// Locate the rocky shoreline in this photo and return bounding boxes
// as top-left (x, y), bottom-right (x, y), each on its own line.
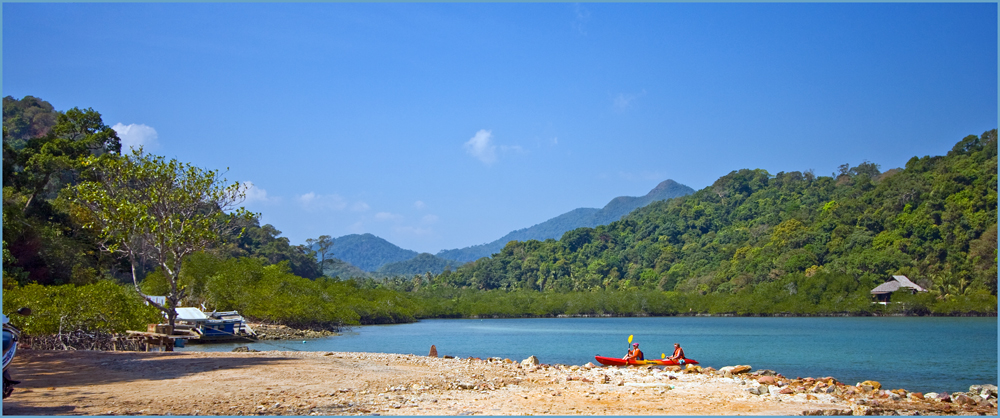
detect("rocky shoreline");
top-left (3, 349), bottom-right (995, 416)
top-left (509, 357), bottom-right (998, 416)
top-left (249, 323), bottom-right (339, 340)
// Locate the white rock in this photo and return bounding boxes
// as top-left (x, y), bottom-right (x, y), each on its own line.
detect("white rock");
top-left (520, 356), bottom-right (539, 367)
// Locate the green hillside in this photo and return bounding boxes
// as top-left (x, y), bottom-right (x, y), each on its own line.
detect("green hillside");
top-left (323, 252), bottom-right (463, 279)
top-left (330, 233), bottom-right (419, 272)
top-left (422, 131), bottom-right (997, 315)
top-left (324, 258), bottom-right (371, 279)
top-left (374, 253), bottom-right (465, 278)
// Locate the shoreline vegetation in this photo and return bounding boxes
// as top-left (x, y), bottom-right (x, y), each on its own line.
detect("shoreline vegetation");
top-left (2, 98), bottom-right (996, 362)
top-left (3, 279), bottom-right (996, 342)
top-left (2, 349), bottom-right (996, 416)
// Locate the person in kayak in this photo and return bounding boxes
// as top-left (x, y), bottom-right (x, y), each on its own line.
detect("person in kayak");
top-left (623, 342), bottom-right (644, 361)
top-left (667, 343), bottom-right (685, 364)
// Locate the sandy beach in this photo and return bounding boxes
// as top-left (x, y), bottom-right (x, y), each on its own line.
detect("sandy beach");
top-left (2, 349), bottom-right (995, 416)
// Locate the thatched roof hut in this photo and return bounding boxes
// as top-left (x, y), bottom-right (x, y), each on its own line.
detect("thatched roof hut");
top-left (871, 275), bottom-right (927, 303)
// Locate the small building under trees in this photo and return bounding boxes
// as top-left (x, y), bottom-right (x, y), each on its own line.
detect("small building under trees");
top-left (871, 275), bottom-right (928, 304)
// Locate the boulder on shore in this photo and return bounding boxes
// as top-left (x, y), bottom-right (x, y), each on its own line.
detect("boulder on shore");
top-left (858, 380), bottom-right (881, 391)
top-left (521, 355), bottom-right (539, 367)
top-left (952, 393), bottom-right (976, 406)
top-left (751, 369), bottom-right (778, 376)
top-left (970, 384), bottom-right (998, 399)
top-left (720, 365), bottom-right (751, 377)
top-left (683, 364), bottom-right (703, 374)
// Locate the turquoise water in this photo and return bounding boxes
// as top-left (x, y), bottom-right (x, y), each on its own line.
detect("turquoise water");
top-left (181, 317), bottom-right (997, 394)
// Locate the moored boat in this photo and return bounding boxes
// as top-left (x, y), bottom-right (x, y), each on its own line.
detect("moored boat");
top-left (172, 308), bottom-right (258, 343)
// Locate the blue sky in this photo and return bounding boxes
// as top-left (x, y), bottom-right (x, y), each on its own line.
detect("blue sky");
top-left (3, 3), bottom-right (997, 254)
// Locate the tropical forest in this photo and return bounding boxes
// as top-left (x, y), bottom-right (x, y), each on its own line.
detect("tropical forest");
top-left (2, 95), bottom-right (996, 337)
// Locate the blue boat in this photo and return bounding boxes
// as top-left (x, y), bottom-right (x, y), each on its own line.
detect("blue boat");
top-left (173, 308), bottom-right (258, 343)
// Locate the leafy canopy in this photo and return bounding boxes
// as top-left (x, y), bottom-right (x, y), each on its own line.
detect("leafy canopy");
top-left (72, 149), bottom-right (256, 325)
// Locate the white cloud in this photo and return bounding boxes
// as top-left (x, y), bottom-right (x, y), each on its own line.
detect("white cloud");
top-left (298, 192), bottom-right (317, 204)
top-left (351, 201), bottom-right (370, 212)
top-left (297, 192), bottom-right (347, 211)
top-left (421, 214), bottom-right (439, 224)
top-left (112, 123), bottom-right (159, 151)
top-left (414, 200), bottom-right (426, 210)
top-left (463, 129), bottom-right (497, 165)
top-left (375, 212), bottom-right (402, 221)
top-left (241, 181), bottom-right (275, 204)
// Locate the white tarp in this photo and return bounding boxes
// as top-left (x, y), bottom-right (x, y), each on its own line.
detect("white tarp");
top-left (175, 307), bottom-right (209, 322)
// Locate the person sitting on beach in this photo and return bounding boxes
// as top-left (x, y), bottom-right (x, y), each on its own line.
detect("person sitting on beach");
top-left (667, 343), bottom-right (685, 364)
top-left (624, 342), bottom-right (644, 361)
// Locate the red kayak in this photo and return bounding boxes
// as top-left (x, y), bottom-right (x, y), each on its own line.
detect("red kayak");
top-left (594, 355), bottom-right (699, 367)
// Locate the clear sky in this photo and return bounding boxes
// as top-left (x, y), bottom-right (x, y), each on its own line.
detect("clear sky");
top-left (3, 3), bottom-right (997, 254)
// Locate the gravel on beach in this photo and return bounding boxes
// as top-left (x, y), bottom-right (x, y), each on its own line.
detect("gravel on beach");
top-left (2, 349), bottom-right (996, 416)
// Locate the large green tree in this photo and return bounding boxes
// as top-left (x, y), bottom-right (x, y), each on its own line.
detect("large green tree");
top-left (306, 234), bottom-right (335, 273)
top-left (72, 149), bottom-right (255, 329)
top-left (217, 221), bottom-right (324, 279)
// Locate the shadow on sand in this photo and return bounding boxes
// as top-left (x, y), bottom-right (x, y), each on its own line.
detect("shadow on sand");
top-left (9, 349), bottom-right (294, 387)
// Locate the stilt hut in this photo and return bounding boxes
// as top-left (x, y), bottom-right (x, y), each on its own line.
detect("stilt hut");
top-left (870, 275), bottom-right (927, 304)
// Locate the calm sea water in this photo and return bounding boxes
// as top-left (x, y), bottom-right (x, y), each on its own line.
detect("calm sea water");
top-left (181, 317), bottom-right (997, 394)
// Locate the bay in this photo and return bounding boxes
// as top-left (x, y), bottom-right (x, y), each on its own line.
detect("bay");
top-left (181, 316), bottom-right (997, 394)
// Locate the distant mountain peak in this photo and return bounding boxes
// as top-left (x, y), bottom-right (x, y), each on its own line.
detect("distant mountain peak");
top-left (329, 180), bottom-right (695, 270)
top-left (647, 179), bottom-right (680, 196)
top-left (436, 179), bottom-right (694, 262)
top-left (324, 233), bottom-right (418, 272)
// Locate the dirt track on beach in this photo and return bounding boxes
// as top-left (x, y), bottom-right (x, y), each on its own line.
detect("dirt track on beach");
top-left (2, 349), bottom-right (995, 416)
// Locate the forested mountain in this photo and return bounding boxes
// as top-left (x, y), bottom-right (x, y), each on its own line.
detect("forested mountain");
top-left (322, 234), bottom-right (463, 277)
top-left (374, 253), bottom-right (465, 277)
top-left (427, 131), bottom-right (997, 313)
top-left (436, 179), bottom-right (695, 262)
top-left (331, 233), bottom-right (420, 272)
